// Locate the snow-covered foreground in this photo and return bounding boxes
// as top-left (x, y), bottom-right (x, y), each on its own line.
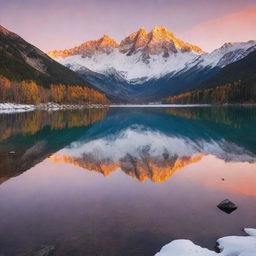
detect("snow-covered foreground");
top-left (0, 103), bottom-right (106, 114)
top-left (155, 228), bottom-right (256, 256)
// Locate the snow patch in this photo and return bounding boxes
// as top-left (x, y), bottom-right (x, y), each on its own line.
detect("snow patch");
top-left (57, 50), bottom-right (199, 82)
top-left (244, 228), bottom-right (256, 237)
top-left (155, 228), bottom-right (256, 256)
top-left (0, 103), bottom-right (35, 113)
top-left (155, 240), bottom-right (216, 256)
top-left (0, 102), bottom-right (105, 114)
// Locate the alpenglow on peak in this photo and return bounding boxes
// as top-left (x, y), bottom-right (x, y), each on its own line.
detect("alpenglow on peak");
top-left (48, 26), bottom-right (205, 59)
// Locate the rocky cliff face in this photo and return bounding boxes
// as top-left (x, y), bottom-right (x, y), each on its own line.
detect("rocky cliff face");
top-left (119, 27), bottom-right (204, 62)
top-left (120, 27), bottom-right (204, 57)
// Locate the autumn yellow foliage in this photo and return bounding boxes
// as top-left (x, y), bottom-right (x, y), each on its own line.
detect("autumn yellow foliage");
top-left (0, 76), bottom-right (107, 104)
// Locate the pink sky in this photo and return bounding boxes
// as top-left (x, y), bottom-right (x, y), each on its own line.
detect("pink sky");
top-left (0, 0), bottom-right (255, 52)
top-left (182, 8), bottom-right (256, 52)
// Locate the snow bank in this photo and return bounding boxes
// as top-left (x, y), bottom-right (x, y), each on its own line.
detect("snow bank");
top-left (155, 240), bottom-right (216, 256)
top-left (0, 103), bottom-right (35, 113)
top-left (0, 102), bottom-right (106, 114)
top-left (37, 102), bottom-right (105, 110)
top-left (155, 228), bottom-right (256, 256)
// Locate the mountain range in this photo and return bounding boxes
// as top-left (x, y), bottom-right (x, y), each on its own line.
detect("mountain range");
top-left (48, 26), bottom-right (256, 102)
top-left (0, 24), bottom-right (255, 104)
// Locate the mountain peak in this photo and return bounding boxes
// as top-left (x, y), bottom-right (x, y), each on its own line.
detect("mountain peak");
top-left (220, 42), bottom-right (235, 49)
top-left (120, 26), bottom-right (204, 57)
top-left (100, 34), bottom-right (114, 42)
top-left (98, 34), bottom-right (118, 47)
top-left (119, 27), bottom-right (149, 54)
top-left (151, 26), bottom-right (174, 38)
top-left (137, 27), bottom-right (147, 33)
top-left (48, 35), bottom-right (118, 58)
top-left (48, 26), bottom-right (204, 59)
top-left (0, 25), bottom-right (18, 38)
top-left (216, 40), bottom-right (256, 54)
top-left (0, 25), bottom-right (11, 35)
top-left (150, 27), bottom-right (176, 43)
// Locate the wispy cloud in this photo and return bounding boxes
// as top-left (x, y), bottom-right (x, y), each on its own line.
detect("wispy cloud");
top-left (181, 7), bottom-right (256, 52)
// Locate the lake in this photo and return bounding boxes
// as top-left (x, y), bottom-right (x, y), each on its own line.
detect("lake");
top-left (0, 106), bottom-right (256, 256)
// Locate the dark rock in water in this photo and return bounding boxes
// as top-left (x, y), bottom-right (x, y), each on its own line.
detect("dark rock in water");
top-left (34, 245), bottom-right (55, 256)
top-left (214, 242), bottom-right (221, 253)
top-left (217, 199), bottom-right (237, 214)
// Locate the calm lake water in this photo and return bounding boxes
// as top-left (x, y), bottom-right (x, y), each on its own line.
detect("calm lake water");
top-left (0, 106), bottom-right (256, 256)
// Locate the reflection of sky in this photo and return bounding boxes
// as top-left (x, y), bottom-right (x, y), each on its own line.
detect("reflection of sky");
top-left (0, 0), bottom-right (255, 51)
top-left (181, 155), bottom-right (256, 196)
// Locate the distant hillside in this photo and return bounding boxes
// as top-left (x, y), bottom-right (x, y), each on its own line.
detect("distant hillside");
top-left (0, 25), bottom-right (109, 104)
top-left (0, 25), bottom-right (92, 87)
top-left (197, 49), bottom-right (256, 90)
top-left (164, 50), bottom-right (256, 104)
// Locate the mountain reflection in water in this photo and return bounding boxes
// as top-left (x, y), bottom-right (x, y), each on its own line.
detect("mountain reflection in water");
top-left (1, 106), bottom-right (256, 184)
top-left (47, 106), bottom-right (256, 183)
top-left (0, 106), bottom-right (256, 256)
top-left (0, 109), bottom-right (107, 184)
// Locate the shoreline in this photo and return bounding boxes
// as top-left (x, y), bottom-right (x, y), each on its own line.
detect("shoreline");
top-left (0, 102), bottom-right (107, 114)
top-left (1, 102), bottom-right (256, 114)
top-left (109, 104), bottom-right (211, 108)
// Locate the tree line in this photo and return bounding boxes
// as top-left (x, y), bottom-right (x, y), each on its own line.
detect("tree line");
top-left (163, 81), bottom-right (256, 104)
top-left (0, 76), bottom-right (108, 104)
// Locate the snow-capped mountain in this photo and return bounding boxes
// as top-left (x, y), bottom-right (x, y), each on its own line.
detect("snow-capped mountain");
top-left (48, 27), bottom-right (204, 81)
top-left (48, 27), bottom-right (256, 102)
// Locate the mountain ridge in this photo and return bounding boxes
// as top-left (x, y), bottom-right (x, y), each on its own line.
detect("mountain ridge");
top-left (0, 24), bottom-right (108, 105)
top-left (45, 26), bottom-right (256, 102)
top-left (48, 26), bottom-right (205, 60)
top-left (164, 49), bottom-right (256, 104)
top-left (0, 24), bottom-right (95, 87)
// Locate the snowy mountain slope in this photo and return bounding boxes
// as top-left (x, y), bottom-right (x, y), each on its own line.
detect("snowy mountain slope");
top-left (58, 49), bottom-right (201, 82)
top-left (48, 27), bottom-right (256, 101)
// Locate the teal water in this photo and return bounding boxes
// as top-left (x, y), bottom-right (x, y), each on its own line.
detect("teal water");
top-left (0, 107), bottom-right (256, 256)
